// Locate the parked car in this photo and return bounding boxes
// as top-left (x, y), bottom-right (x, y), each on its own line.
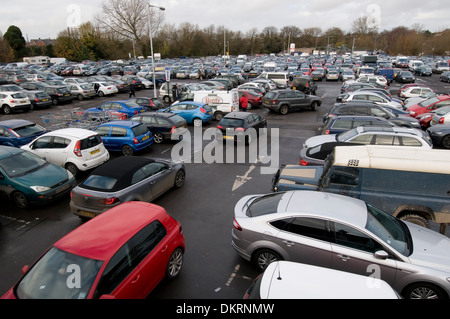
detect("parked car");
top-left (430, 105), bottom-right (450, 126)
top-left (340, 81), bottom-right (376, 94)
top-left (339, 91), bottom-right (402, 109)
top-left (262, 89), bottom-right (322, 115)
top-left (427, 124), bottom-right (450, 149)
top-left (42, 85), bottom-right (74, 105)
top-left (237, 90), bottom-right (263, 109)
top-left (0, 145), bottom-right (76, 208)
top-left (159, 101), bottom-right (214, 127)
top-left (325, 70), bottom-right (339, 81)
top-left (339, 69), bottom-right (355, 81)
top-left (414, 65), bottom-right (433, 76)
top-left (70, 156), bottom-right (185, 219)
top-left (20, 81), bottom-right (49, 91)
top-left (85, 100), bottom-right (147, 119)
top-left (395, 71), bottom-right (416, 83)
top-left (92, 81), bottom-right (118, 97)
top-left (232, 190), bottom-right (450, 299)
top-left (407, 95), bottom-right (450, 118)
top-left (216, 111), bottom-right (267, 145)
top-left (0, 84), bottom-right (24, 92)
top-left (439, 71), bottom-right (450, 83)
top-left (0, 119), bottom-right (46, 147)
top-left (68, 83), bottom-right (96, 101)
top-left (21, 128), bottom-right (110, 176)
top-left (321, 115), bottom-right (395, 135)
top-left (399, 86), bottom-right (435, 101)
top-left (299, 142), bottom-right (362, 166)
top-left (244, 261), bottom-right (399, 299)
top-left (0, 91), bottom-right (32, 114)
top-left (2, 201), bottom-right (185, 299)
top-left (63, 78), bottom-right (88, 86)
top-left (23, 90), bottom-right (52, 109)
top-left (130, 112), bottom-right (188, 144)
top-left (128, 97), bottom-right (164, 111)
top-left (93, 120), bottom-right (154, 156)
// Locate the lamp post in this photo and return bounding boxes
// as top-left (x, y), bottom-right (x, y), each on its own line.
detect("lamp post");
top-left (148, 3), bottom-right (165, 98)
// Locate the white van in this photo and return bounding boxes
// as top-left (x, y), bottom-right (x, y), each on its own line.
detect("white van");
top-left (178, 90), bottom-right (239, 121)
top-left (257, 72), bottom-right (289, 88)
top-left (408, 60), bottom-right (424, 72)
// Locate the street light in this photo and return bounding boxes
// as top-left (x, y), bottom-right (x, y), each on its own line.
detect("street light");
top-left (148, 3), bottom-right (165, 98)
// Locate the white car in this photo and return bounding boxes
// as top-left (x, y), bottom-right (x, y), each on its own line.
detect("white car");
top-left (21, 128), bottom-right (110, 176)
top-left (92, 81), bottom-right (118, 97)
top-left (0, 91), bottom-right (32, 115)
top-left (340, 69), bottom-right (356, 81)
top-left (430, 105), bottom-right (450, 126)
top-left (399, 86), bottom-right (435, 100)
top-left (326, 70), bottom-right (339, 81)
top-left (357, 75), bottom-right (388, 87)
top-left (245, 261), bottom-right (399, 299)
top-left (340, 91), bottom-right (403, 109)
top-left (137, 76), bottom-right (153, 89)
top-left (63, 78), bottom-right (88, 86)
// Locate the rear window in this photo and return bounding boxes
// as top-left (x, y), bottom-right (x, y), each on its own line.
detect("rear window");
top-left (13, 124), bottom-right (46, 137)
top-left (80, 134), bottom-right (102, 150)
top-left (220, 118), bottom-right (244, 127)
top-left (264, 92), bottom-right (276, 100)
top-left (246, 193), bottom-right (285, 217)
top-left (168, 114), bottom-right (186, 125)
top-left (11, 92), bottom-right (27, 99)
top-left (132, 124), bottom-right (149, 137)
top-left (82, 175), bottom-right (117, 190)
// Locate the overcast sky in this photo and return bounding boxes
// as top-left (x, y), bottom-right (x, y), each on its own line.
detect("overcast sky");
top-left (1, 0), bottom-right (449, 41)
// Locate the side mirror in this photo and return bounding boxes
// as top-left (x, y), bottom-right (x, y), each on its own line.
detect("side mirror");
top-left (374, 250), bottom-right (389, 260)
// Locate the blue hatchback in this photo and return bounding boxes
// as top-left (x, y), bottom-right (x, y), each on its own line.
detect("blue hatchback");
top-left (93, 120), bottom-right (154, 156)
top-left (85, 100), bottom-right (147, 119)
top-left (159, 101), bottom-right (214, 127)
top-left (0, 119), bottom-right (47, 148)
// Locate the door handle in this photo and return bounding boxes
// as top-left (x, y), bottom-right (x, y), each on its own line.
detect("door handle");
top-left (131, 274), bottom-right (140, 284)
top-left (337, 254), bottom-right (350, 261)
top-left (283, 240), bottom-right (294, 247)
top-left (160, 245), bottom-right (168, 253)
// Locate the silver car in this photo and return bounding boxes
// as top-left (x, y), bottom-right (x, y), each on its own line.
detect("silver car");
top-left (70, 156), bottom-right (185, 220)
top-left (232, 190), bottom-right (450, 299)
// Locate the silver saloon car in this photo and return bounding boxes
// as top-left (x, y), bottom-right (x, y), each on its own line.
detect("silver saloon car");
top-left (70, 156), bottom-right (185, 219)
top-left (232, 190), bottom-right (450, 299)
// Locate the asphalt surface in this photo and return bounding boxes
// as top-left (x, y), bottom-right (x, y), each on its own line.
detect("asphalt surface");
top-left (0, 74), bottom-right (449, 300)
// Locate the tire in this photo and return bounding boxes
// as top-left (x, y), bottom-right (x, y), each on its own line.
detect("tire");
top-left (247, 102), bottom-right (253, 110)
top-left (252, 249), bottom-right (282, 272)
top-left (193, 118), bottom-right (203, 127)
top-left (174, 169), bottom-right (185, 188)
top-left (77, 94), bottom-right (84, 101)
top-left (279, 105), bottom-right (289, 115)
top-left (310, 101), bottom-right (319, 111)
top-left (52, 98), bottom-right (58, 106)
top-left (441, 135), bottom-right (450, 149)
top-left (153, 132), bottom-right (164, 144)
top-left (214, 112), bottom-right (224, 121)
top-left (121, 144), bottom-right (134, 156)
top-left (400, 213), bottom-right (430, 229)
top-left (164, 96), bottom-right (171, 103)
top-left (166, 248), bottom-right (184, 279)
top-left (12, 191), bottom-right (28, 209)
top-left (98, 91), bottom-right (105, 97)
top-left (403, 282), bottom-right (447, 299)
top-left (65, 163), bottom-right (79, 177)
top-left (2, 105), bottom-right (12, 115)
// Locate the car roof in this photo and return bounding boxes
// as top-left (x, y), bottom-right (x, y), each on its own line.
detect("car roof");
top-left (260, 261), bottom-right (398, 299)
top-left (54, 201), bottom-right (166, 260)
top-left (98, 120), bottom-right (141, 127)
top-left (40, 128), bottom-right (98, 139)
top-left (0, 119), bottom-right (35, 128)
top-left (223, 111), bottom-right (253, 119)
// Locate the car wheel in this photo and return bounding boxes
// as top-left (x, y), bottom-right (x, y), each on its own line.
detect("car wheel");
top-left (153, 132), bottom-right (164, 144)
top-left (174, 169), bottom-right (185, 188)
top-left (441, 135), bottom-right (450, 149)
top-left (279, 105), bottom-right (289, 115)
top-left (247, 102), bottom-right (253, 110)
top-left (12, 191), bottom-right (28, 209)
top-left (214, 112), bottom-right (224, 121)
top-left (52, 98), bottom-right (58, 106)
top-left (77, 94), bottom-right (84, 101)
top-left (310, 101), bottom-right (319, 111)
top-left (166, 248), bottom-right (184, 279)
top-left (403, 283), bottom-right (447, 299)
top-left (121, 145), bottom-right (134, 156)
top-left (164, 96), bottom-right (171, 103)
top-left (98, 91), bottom-right (105, 97)
top-left (65, 163), bottom-right (79, 177)
top-left (400, 213), bottom-right (430, 228)
top-left (253, 249), bottom-right (282, 272)
top-left (2, 105), bottom-right (12, 115)
top-left (193, 118), bottom-right (202, 127)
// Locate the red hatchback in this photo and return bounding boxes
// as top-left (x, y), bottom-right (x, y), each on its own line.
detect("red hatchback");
top-left (1, 202), bottom-right (185, 299)
top-left (407, 95), bottom-right (450, 118)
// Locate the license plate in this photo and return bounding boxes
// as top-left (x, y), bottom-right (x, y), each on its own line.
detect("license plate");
top-left (143, 135), bottom-right (149, 140)
top-left (90, 149), bottom-right (100, 155)
top-left (42, 99), bottom-right (48, 101)
top-left (80, 211), bottom-right (96, 218)
top-left (224, 135), bottom-right (234, 140)
top-left (65, 94), bottom-right (70, 96)
top-left (21, 100), bottom-right (26, 103)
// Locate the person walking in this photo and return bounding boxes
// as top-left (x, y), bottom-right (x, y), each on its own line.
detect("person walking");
top-left (239, 94), bottom-right (248, 112)
top-left (128, 81), bottom-right (135, 98)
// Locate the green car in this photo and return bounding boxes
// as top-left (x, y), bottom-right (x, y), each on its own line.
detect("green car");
top-left (0, 146), bottom-right (76, 208)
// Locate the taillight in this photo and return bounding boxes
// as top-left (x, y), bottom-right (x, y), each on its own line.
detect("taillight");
top-left (324, 130), bottom-right (330, 135)
top-left (74, 140), bottom-right (82, 157)
top-left (133, 137), bottom-right (139, 144)
top-left (170, 126), bottom-right (177, 134)
top-left (233, 218), bottom-right (242, 231)
top-left (235, 127), bottom-right (246, 132)
top-left (200, 107), bottom-right (206, 113)
top-left (8, 129), bottom-right (20, 138)
top-left (439, 117), bottom-right (445, 124)
top-left (134, 109), bottom-right (138, 114)
top-left (34, 98), bottom-right (40, 102)
top-left (101, 197), bottom-right (120, 205)
top-left (217, 125), bottom-right (223, 130)
top-left (299, 159), bottom-right (309, 166)
top-left (272, 100), bottom-right (277, 105)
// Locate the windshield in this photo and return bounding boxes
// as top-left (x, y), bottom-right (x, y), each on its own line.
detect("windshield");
top-left (419, 97), bottom-right (439, 108)
top-left (16, 247), bottom-right (103, 299)
top-left (0, 150), bottom-right (47, 178)
top-left (365, 204), bottom-right (412, 256)
top-left (336, 128), bottom-right (359, 142)
top-left (246, 192), bottom-right (285, 217)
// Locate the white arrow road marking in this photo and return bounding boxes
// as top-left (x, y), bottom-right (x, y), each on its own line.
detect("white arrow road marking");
top-left (232, 165), bottom-right (255, 191)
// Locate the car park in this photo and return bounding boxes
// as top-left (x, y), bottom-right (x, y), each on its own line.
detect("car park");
top-left (0, 91), bottom-right (32, 114)
top-left (160, 101), bottom-right (214, 127)
top-left (232, 190), bottom-right (450, 299)
top-left (70, 156), bottom-right (185, 219)
top-left (0, 145), bottom-right (76, 208)
top-left (216, 111), bottom-right (267, 145)
top-left (262, 89), bottom-right (322, 114)
top-left (244, 261), bottom-right (399, 299)
top-left (2, 201), bottom-right (185, 299)
top-left (427, 124), bottom-right (450, 149)
top-left (93, 120), bottom-right (154, 156)
top-left (21, 128), bottom-right (110, 176)
top-left (0, 119), bottom-right (47, 147)
top-left (130, 112), bottom-right (188, 144)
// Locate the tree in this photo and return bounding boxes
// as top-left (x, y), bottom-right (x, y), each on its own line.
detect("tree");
top-left (3, 25), bottom-right (27, 60)
top-left (0, 32), bottom-right (14, 62)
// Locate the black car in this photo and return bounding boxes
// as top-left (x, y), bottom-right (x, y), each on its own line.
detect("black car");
top-left (415, 65), bottom-right (432, 76)
top-left (321, 115), bottom-right (396, 135)
top-left (0, 84), bottom-right (24, 92)
top-left (340, 81), bottom-right (378, 94)
top-left (262, 89), bottom-right (322, 115)
top-left (299, 141), bottom-right (362, 166)
top-left (20, 81), bottom-right (50, 91)
top-left (42, 85), bottom-right (74, 105)
top-left (120, 75), bottom-right (144, 90)
top-left (427, 124), bottom-right (450, 149)
top-left (216, 111), bottom-right (267, 145)
top-left (324, 102), bottom-right (421, 129)
top-left (440, 71), bottom-right (450, 83)
top-left (395, 71), bottom-right (416, 83)
top-left (23, 90), bottom-right (52, 109)
top-left (130, 112), bottom-right (188, 144)
top-left (290, 76), bottom-right (317, 95)
top-left (128, 97), bottom-right (164, 111)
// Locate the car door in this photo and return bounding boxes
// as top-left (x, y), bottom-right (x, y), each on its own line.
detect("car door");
top-left (329, 221), bottom-right (398, 286)
top-left (286, 90), bottom-right (299, 110)
top-left (94, 126), bottom-right (113, 149)
top-left (29, 135), bottom-right (53, 161)
top-left (45, 136), bottom-right (71, 167)
top-left (270, 217), bottom-right (333, 268)
top-left (142, 162), bottom-right (174, 200)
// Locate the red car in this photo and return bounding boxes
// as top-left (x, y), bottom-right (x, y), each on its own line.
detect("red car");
top-left (1, 201), bottom-right (185, 299)
top-left (407, 95), bottom-right (450, 118)
top-left (238, 89), bottom-right (263, 109)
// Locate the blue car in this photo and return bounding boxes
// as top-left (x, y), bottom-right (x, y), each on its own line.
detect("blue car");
top-left (93, 120), bottom-right (154, 156)
top-left (0, 119), bottom-right (47, 148)
top-left (0, 145), bottom-right (76, 208)
top-left (85, 100), bottom-right (147, 119)
top-left (159, 101), bottom-right (214, 127)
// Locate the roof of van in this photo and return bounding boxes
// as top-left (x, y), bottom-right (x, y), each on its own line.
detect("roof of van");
top-left (333, 145), bottom-right (450, 174)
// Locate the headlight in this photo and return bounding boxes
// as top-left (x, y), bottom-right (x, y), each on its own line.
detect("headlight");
top-left (30, 186), bottom-right (51, 192)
